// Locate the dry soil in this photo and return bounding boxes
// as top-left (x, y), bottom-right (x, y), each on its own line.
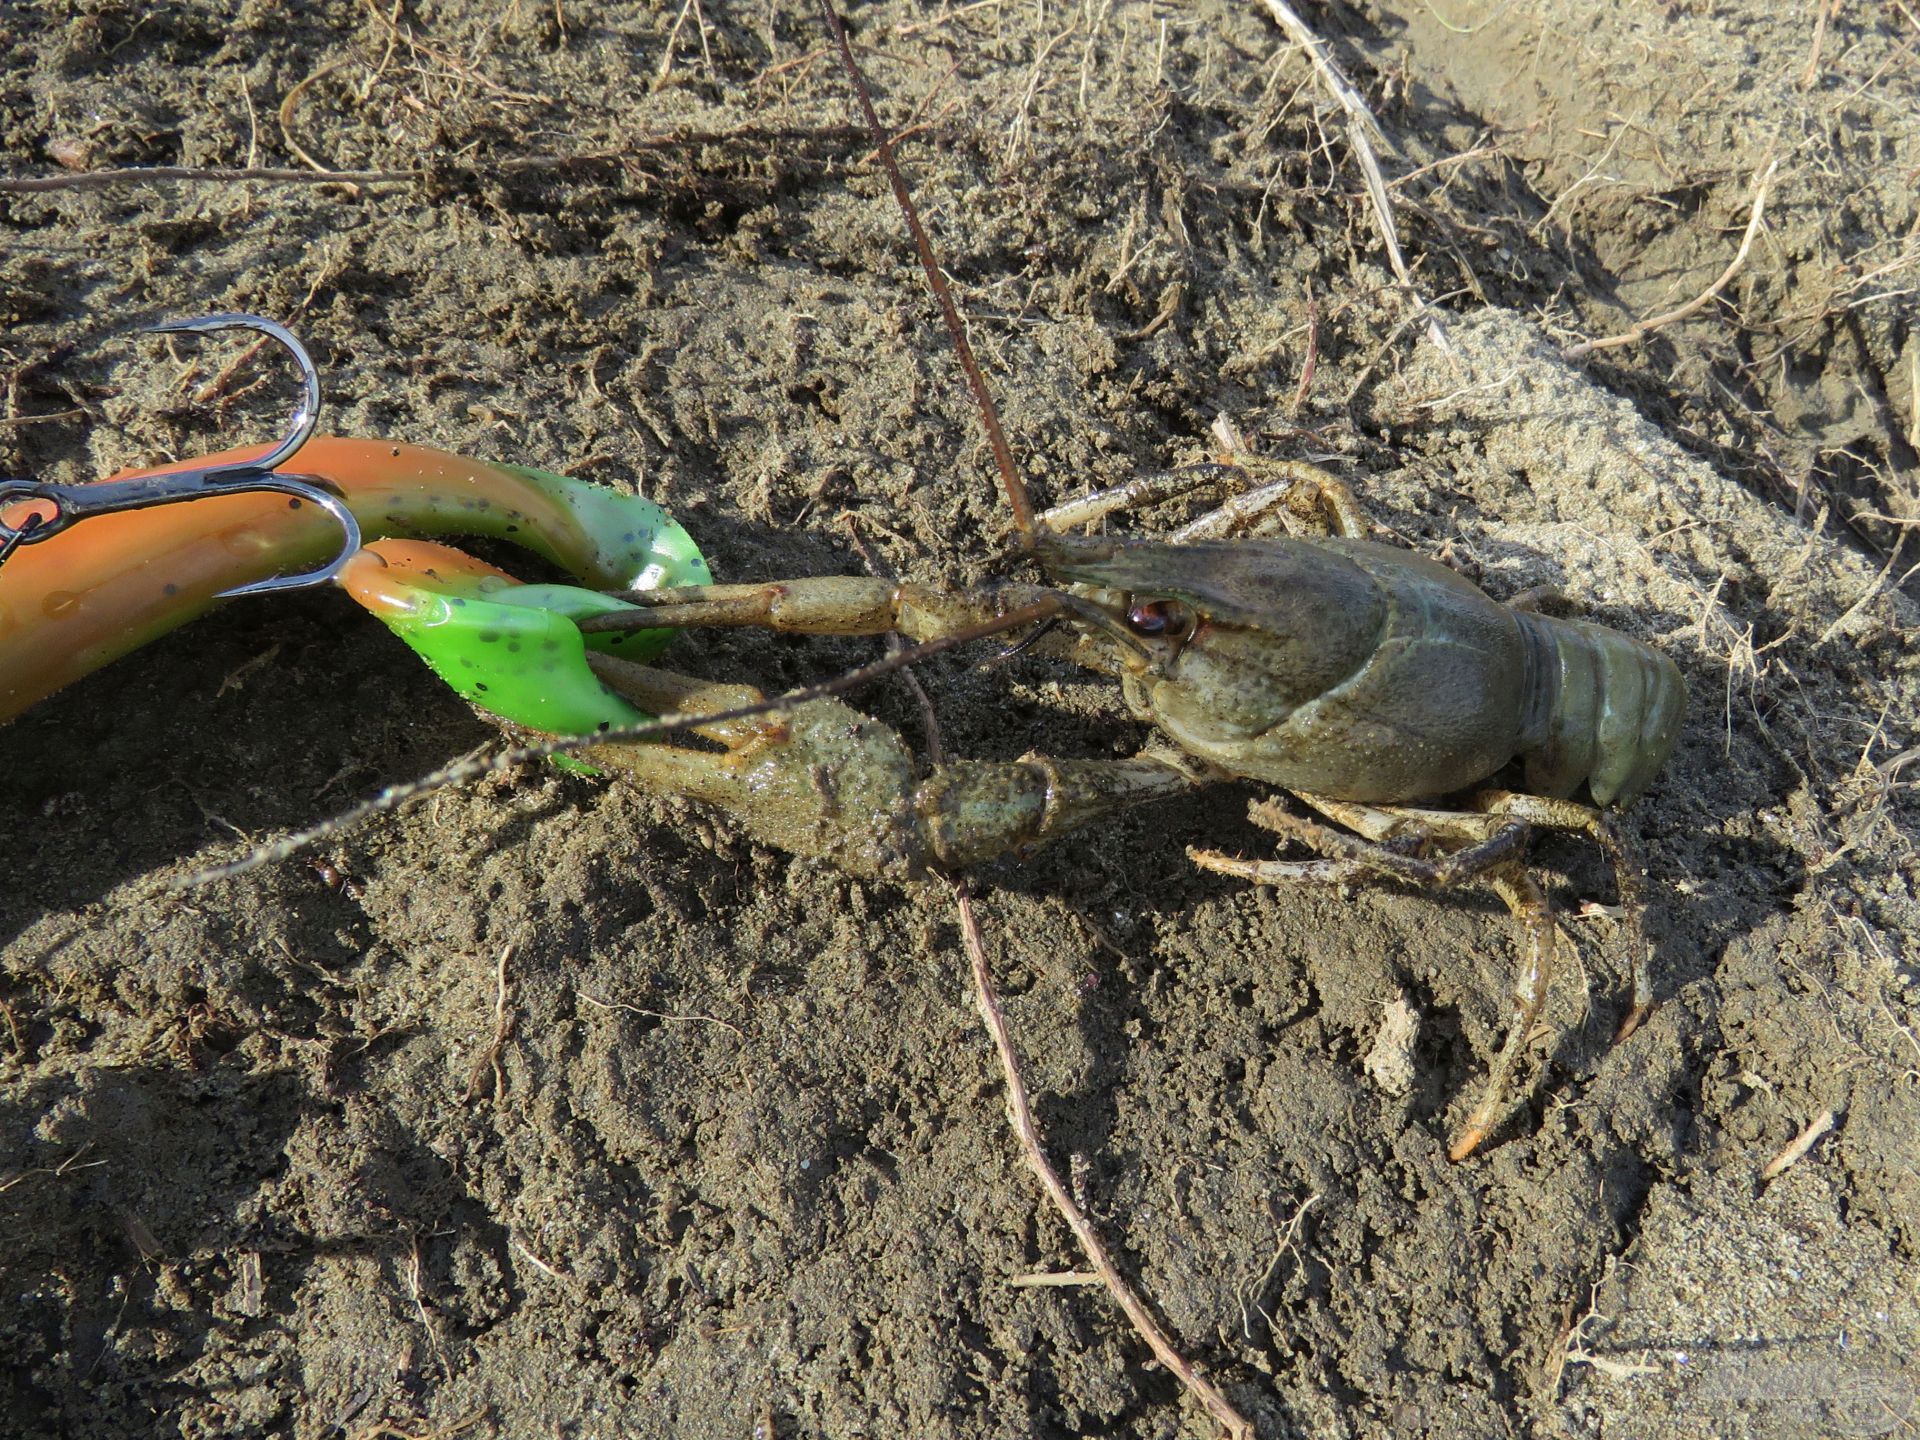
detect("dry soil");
top-left (2, 2), bottom-right (1916, 1437)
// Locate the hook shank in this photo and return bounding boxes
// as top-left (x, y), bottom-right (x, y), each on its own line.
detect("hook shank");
top-left (0, 313), bottom-right (359, 598)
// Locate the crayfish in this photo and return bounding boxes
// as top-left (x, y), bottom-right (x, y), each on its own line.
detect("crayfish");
top-left (0, 124), bottom-right (1686, 1175)
top-left (561, 441), bottom-right (1684, 1159)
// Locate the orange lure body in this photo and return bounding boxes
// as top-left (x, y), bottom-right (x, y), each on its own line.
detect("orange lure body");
top-left (0, 437), bottom-right (708, 722)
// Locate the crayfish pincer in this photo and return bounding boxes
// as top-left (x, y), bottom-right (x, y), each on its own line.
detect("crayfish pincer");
top-left (575, 459), bottom-right (1686, 1160)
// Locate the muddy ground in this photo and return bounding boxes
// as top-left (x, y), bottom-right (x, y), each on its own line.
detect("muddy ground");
top-left (2, 1), bottom-right (1916, 1436)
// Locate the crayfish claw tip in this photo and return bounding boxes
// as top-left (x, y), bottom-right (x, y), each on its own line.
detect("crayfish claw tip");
top-left (1447, 1127), bottom-right (1488, 1163)
top-left (1612, 1002), bottom-right (1655, 1044)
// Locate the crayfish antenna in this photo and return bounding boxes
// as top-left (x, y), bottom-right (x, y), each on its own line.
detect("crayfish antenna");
top-left (815, 0), bottom-right (1042, 551)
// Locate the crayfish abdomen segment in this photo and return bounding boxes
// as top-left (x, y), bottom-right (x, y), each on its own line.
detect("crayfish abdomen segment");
top-left (1515, 612), bottom-right (1686, 807)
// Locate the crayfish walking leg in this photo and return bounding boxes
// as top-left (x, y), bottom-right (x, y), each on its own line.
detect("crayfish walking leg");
top-left (1191, 790), bottom-right (1651, 1159)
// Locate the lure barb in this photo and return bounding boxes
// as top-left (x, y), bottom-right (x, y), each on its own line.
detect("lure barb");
top-left (0, 313), bottom-right (360, 598)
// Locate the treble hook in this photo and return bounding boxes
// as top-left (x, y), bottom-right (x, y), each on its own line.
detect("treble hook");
top-left (0, 314), bottom-right (362, 599)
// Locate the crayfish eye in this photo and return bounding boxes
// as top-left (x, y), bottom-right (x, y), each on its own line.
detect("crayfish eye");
top-left (1124, 598), bottom-right (1186, 637)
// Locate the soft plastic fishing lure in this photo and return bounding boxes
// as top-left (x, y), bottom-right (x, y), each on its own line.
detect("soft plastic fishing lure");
top-left (337, 538), bottom-right (668, 738)
top-left (0, 318), bottom-right (708, 727)
top-left (0, 437), bottom-right (710, 724)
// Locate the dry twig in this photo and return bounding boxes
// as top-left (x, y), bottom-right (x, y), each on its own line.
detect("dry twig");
top-left (362, 0), bottom-right (548, 103)
top-left (278, 58), bottom-right (359, 176)
top-left (464, 943), bottom-right (517, 1102)
top-left (1760, 1107), bottom-right (1838, 1180)
top-left (657, 0), bottom-right (716, 81)
top-left (0, 164), bottom-right (423, 193)
top-left (1799, 0), bottom-right (1840, 89)
top-left (1237, 1191), bottom-right (1320, 1339)
top-left (0, 126), bottom-right (870, 196)
top-left (951, 881), bottom-right (1254, 1440)
top-left (577, 990), bottom-right (742, 1036)
top-left (1255, 0), bottom-right (1449, 353)
top-left (1561, 158), bottom-right (1778, 362)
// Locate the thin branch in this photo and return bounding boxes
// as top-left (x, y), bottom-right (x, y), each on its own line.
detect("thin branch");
top-left (1561, 158), bottom-right (1778, 362)
top-left (817, 0), bottom-right (1038, 538)
top-left (0, 164), bottom-right (424, 193)
top-left (1254, 0), bottom-right (1449, 353)
top-left (1760, 1108), bottom-right (1838, 1181)
top-left (464, 942), bottom-right (517, 1102)
top-left (0, 125), bottom-right (875, 196)
top-left (1799, 0), bottom-right (1840, 89)
top-left (279, 58), bottom-right (359, 176)
top-left (577, 990), bottom-right (743, 1036)
top-left (361, 0), bottom-right (549, 104)
top-left (952, 881), bottom-right (1254, 1440)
